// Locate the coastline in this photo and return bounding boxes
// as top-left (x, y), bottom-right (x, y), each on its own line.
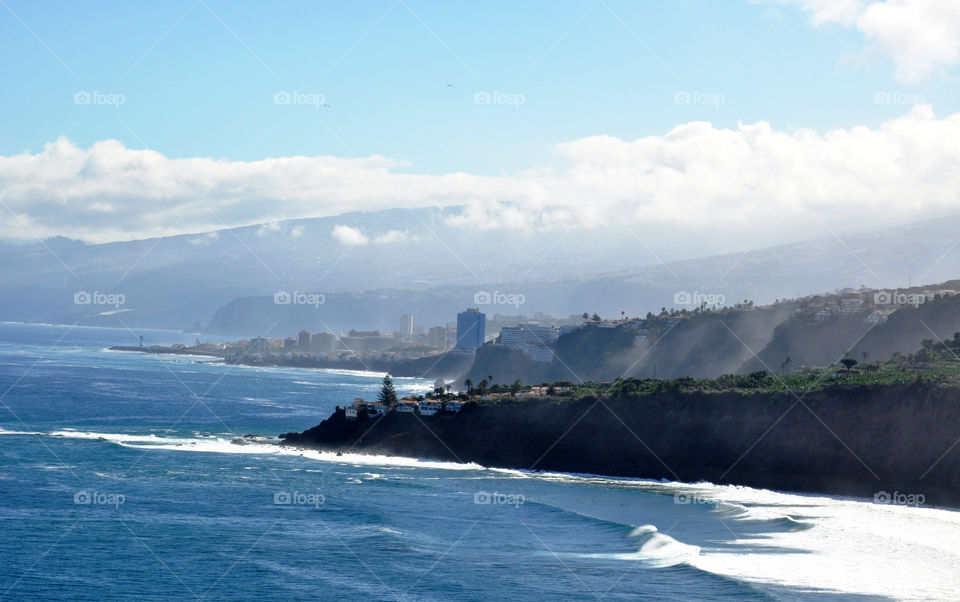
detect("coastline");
top-left (108, 344), bottom-right (473, 379)
top-left (282, 382), bottom-right (960, 507)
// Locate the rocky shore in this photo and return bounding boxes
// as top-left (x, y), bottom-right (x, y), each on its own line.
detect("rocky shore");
top-left (282, 382), bottom-right (960, 506)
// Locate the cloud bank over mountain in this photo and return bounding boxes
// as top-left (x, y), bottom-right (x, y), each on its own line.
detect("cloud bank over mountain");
top-left (1, 106), bottom-right (959, 246)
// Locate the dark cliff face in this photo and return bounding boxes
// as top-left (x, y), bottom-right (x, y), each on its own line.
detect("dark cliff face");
top-left (283, 383), bottom-right (960, 506)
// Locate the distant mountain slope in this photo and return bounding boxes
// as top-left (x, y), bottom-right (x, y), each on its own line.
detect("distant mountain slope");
top-left (0, 206), bottom-right (659, 329)
top-left (1, 208), bottom-right (960, 332)
top-left (205, 213), bottom-right (960, 337)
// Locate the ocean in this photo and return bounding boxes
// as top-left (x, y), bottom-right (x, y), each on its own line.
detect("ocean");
top-left (0, 323), bottom-right (958, 601)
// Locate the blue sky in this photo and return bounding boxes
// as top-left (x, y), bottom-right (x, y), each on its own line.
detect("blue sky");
top-left (1, 0), bottom-right (954, 175)
top-left (1, 0), bottom-right (960, 245)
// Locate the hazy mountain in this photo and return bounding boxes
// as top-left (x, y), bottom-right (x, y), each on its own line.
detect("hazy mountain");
top-left (1, 208), bottom-right (959, 335)
top-left (203, 215), bottom-right (960, 337)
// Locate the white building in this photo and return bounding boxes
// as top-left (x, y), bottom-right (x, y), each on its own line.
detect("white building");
top-left (444, 400), bottom-right (463, 413)
top-left (500, 323), bottom-right (559, 362)
top-left (418, 401), bottom-right (442, 416)
top-left (396, 401), bottom-right (417, 413)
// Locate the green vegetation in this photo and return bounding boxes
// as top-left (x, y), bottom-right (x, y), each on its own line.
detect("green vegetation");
top-left (467, 337), bottom-right (960, 402)
top-left (378, 375), bottom-right (398, 408)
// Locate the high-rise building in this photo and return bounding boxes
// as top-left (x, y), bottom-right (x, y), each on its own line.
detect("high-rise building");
top-left (400, 314), bottom-right (414, 338)
top-left (455, 308), bottom-right (486, 351)
top-left (310, 332), bottom-right (337, 354)
top-left (298, 330), bottom-right (311, 351)
top-left (428, 326), bottom-right (446, 349)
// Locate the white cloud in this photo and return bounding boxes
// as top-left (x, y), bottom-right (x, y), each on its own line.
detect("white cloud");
top-left (372, 230), bottom-right (411, 244)
top-left (2, 106), bottom-right (960, 248)
top-left (331, 225), bottom-right (369, 246)
top-left (331, 226), bottom-right (413, 245)
top-left (188, 231), bottom-right (220, 246)
top-left (785, 0), bottom-right (960, 80)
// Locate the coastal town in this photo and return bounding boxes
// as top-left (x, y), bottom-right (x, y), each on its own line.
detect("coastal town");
top-left (113, 284), bottom-right (959, 375)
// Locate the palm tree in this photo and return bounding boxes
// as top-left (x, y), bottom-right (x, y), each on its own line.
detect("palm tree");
top-left (464, 378), bottom-right (474, 396)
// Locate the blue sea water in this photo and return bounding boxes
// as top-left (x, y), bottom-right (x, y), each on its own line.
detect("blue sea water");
top-left (1, 323), bottom-right (957, 601)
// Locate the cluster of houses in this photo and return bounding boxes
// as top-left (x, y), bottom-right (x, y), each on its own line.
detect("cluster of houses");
top-left (342, 396), bottom-right (464, 420)
top-left (809, 287), bottom-right (959, 325)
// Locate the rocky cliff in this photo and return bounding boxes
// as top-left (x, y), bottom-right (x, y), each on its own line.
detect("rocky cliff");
top-left (283, 383), bottom-right (960, 506)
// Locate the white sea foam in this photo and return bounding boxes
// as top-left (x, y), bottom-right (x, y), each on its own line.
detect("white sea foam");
top-left (564, 525), bottom-right (701, 568)
top-left (8, 426), bottom-right (959, 598)
top-left (628, 525), bottom-right (702, 567)
top-left (0, 427), bottom-right (41, 436)
top-left (15, 428), bottom-right (486, 471)
top-left (488, 468), bottom-right (960, 599)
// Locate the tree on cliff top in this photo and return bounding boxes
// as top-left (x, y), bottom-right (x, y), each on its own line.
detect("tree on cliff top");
top-left (378, 375), bottom-right (398, 409)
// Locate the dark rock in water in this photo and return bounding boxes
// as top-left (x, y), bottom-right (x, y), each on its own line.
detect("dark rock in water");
top-left (283, 384), bottom-right (960, 507)
top-left (230, 438), bottom-right (248, 446)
